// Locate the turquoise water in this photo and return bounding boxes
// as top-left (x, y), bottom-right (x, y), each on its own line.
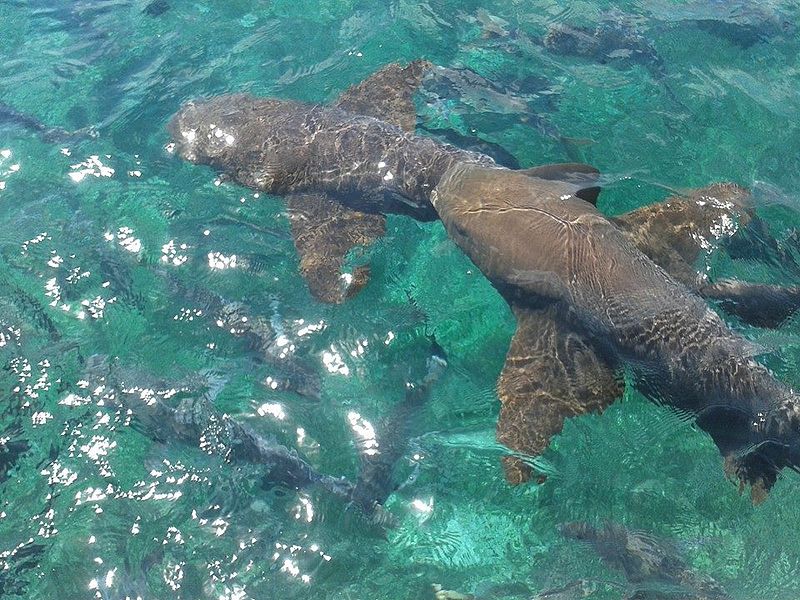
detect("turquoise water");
top-left (2, 0), bottom-right (800, 598)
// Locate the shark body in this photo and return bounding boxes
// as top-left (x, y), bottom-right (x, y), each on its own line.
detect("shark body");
top-left (169, 61), bottom-right (800, 495)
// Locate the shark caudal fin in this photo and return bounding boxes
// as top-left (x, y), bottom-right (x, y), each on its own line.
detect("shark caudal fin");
top-left (497, 304), bottom-right (623, 484)
top-left (286, 61), bottom-right (434, 303)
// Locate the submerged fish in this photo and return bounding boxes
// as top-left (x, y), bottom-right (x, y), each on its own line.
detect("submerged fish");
top-left (80, 354), bottom-right (349, 497)
top-left (78, 352), bottom-right (453, 528)
top-left (539, 16), bottom-right (684, 111)
top-left (0, 101), bottom-right (94, 143)
top-left (559, 521), bottom-right (731, 600)
top-left (644, 0), bottom-right (793, 47)
top-left (416, 65), bottom-right (570, 153)
top-left (350, 343), bottom-right (447, 521)
top-left (544, 21), bottom-right (667, 80)
top-left (164, 274), bottom-right (323, 400)
top-left (143, 0), bottom-right (169, 17)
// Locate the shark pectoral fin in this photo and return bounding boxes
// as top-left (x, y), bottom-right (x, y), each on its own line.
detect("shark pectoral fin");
top-left (287, 193), bottom-right (385, 304)
top-left (699, 279), bottom-right (800, 328)
top-left (520, 162), bottom-right (601, 205)
top-left (283, 61), bottom-right (434, 303)
top-left (335, 60), bottom-right (434, 132)
top-left (611, 183), bottom-right (752, 282)
top-left (288, 60), bottom-right (430, 302)
top-left (496, 304), bottom-right (623, 484)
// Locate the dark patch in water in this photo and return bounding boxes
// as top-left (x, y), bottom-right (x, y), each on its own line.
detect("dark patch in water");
top-left (143, 0), bottom-right (169, 17)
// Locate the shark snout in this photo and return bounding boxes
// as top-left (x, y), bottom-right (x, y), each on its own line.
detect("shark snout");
top-left (167, 100), bottom-right (202, 161)
top-left (168, 97), bottom-right (243, 163)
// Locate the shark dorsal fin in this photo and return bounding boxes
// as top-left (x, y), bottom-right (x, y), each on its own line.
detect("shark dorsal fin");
top-left (521, 162), bottom-right (601, 205)
top-left (335, 60), bottom-right (434, 133)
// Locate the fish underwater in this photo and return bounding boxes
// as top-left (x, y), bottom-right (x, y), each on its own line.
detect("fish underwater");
top-left (168, 60), bottom-right (800, 499)
top-left (416, 63), bottom-right (582, 162)
top-left (543, 20), bottom-right (667, 80)
top-left (0, 101), bottom-right (94, 144)
top-left (78, 354), bottom-right (348, 497)
top-left (74, 348), bottom-right (446, 529)
top-left (558, 521), bottom-right (731, 600)
top-left (349, 342), bottom-right (447, 524)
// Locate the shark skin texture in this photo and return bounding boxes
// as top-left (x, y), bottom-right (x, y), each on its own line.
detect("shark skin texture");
top-left (169, 61), bottom-right (800, 499)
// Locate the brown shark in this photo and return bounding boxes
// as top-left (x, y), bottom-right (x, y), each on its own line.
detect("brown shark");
top-left (169, 61), bottom-right (800, 496)
top-left (432, 163), bottom-right (800, 490)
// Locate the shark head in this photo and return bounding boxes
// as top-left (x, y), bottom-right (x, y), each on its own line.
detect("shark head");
top-left (168, 94), bottom-right (313, 193)
top-left (169, 95), bottom-right (249, 163)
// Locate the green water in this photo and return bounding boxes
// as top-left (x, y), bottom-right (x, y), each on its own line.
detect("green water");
top-left (2, 0), bottom-right (800, 598)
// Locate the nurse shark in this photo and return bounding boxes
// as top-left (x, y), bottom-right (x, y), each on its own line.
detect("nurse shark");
top-left (168, 61), bottom-right (800, 498)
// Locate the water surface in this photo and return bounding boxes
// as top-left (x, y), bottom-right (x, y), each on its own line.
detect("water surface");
top-left (2, 0), bottom-right (800, 598)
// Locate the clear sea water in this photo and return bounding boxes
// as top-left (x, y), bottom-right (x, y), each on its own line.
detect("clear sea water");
top-left (2, 0), bottom-right (800, 598)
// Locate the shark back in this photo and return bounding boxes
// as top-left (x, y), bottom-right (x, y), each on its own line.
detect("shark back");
top-left (170, 94), bottom-right (490, 219)
top-left (431, 163), bottom-right (692, 318)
